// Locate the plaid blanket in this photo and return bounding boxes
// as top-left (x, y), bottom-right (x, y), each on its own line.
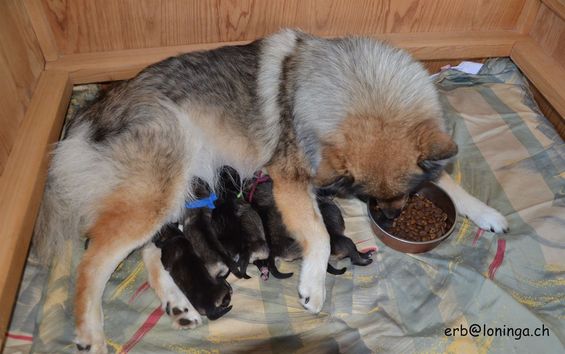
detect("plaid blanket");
top-left (6, 59), bottom-right (565, 353)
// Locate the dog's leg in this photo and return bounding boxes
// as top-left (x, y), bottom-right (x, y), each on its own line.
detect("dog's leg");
top-left (270, 176), bottom-right (330, 313)
top-left (74, 183), bottom-right (182, 353)
top-left (142, 243), bottom-right (202, 329)
top-left (437, 172), bottom-right (509, 233)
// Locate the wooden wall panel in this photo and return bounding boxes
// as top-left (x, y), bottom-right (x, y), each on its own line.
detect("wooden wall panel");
top-left (0, 0), bottom-right (45, 176)
top-left (530, 3), bottom-right (565, 68)
top-left (41, 0), bottom-right (526, 55)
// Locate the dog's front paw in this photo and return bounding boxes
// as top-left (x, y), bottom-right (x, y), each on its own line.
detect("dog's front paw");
top-left (298, 271), bottom-right (326, 313)
top-left (74, 330), bottom-right (107, 354)
top-left (467, 205), bottom-right (509, 233)
top-left (164, 298), bottom-right (202, 330)
top-left (298, 281), bottom-right (325, 313)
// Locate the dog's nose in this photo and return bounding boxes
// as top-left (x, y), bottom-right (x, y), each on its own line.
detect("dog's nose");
top-left (382, 207), bottom-right (402, 219)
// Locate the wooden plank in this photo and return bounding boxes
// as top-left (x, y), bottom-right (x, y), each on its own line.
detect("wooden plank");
top-left (530, 3), bottom-right (565, 68)
top-left (0, 71), bottom-right (72, 347)
top-left (542, 0), bottom-right (565, 20)
top-left (511, 39), bottom-right (565, 118)
top-left (23, 0), bottom-right (60, 61)
top-left (0, 0), bottom-right (45, 177)
top-left (40, 0), bottom-right (526, 55)
top-left (516, 0), bottom-right (541, 33)
top-left (46, 31), bottom-right (525, 84)
top-left (529, 79), bottom-right (565, 139)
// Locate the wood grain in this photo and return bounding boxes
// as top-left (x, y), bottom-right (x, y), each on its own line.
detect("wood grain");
top-left (0, 0), bottom-right (45, 177)
top-left (46, 31), bottom-right (524, 84)
top-left (23, 0), bottom-right (59, 61)
top-left (542, 0), bottom-right (565, 20)
top-left (0, 71), bottom-right (72, 347)
top-left (530, 3), bottom-right (565, 68)
top-left (39, 0), bottom-right (527, 55)
top-left (516, 0), bottom-right (541, 33)
top-left (511, 39), bottom-right (565, 119)
top-left (529, 80), bottom-right (565, 139)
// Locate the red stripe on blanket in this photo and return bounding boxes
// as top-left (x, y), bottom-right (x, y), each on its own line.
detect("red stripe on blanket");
top-left (6, 333), bottom-right (33, 341)
top-left (355, 238), bottom-right (373, 244)
top-left (120, 306), bottom-right (164, 353)
top-left (473, 228), bottom-right (485, 246)
top-left (488, 239), bottom-right (506, 279)
top-left (128, 281), bottom-right (150, 304)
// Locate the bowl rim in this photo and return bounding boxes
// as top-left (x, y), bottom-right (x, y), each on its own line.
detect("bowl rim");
top-left (366, 181), bottom-right (458, 245)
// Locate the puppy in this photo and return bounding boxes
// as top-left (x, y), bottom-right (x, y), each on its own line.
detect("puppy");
top-left (213, 168), bottom-right (270, 278)
top-left (182, 178), bottom-right (241, 279)
top-left (317, 195), bottom-right (374, 267)
top-left (250, 178), bottom-right (369, 278)
top-left (155, 224), bottom-right (233, 320)
top-left (35, 29), bottom-right (508, 351)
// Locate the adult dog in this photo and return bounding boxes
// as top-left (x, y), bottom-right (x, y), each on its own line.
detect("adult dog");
top-left (34, 29), bottom-right (507, 352)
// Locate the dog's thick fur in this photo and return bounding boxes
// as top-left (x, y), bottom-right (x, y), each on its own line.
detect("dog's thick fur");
top-left (34, 29), bottom-right (507, 353)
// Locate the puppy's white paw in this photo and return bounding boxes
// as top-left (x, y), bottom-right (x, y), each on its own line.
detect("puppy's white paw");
top-left (467, 205), bottom-right (509, 234)
top-left (74, 330), bottom-right (107, 354)
top-left (162, 292), bottom-right (202, 330)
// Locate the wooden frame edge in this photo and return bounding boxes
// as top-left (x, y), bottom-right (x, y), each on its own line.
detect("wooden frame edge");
top-left (0, 70), bottom-right (72, 347)
top-left (542, 0), bottom-right (565, 21)
top-left (23, 0), bottom-right (59, 62)
top-left (46, 31), bottom-right (526, 84)
top-left (511, 39), bottom-right (565, 118)
top-left (516, 0), bottom-right (542, 33)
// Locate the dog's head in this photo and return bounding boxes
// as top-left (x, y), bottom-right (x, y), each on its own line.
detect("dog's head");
top-left (316, 117), bottom-right (457, 218)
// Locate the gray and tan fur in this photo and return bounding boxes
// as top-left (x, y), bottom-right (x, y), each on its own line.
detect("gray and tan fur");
top-left (34, 29), bottom-right (507, 353)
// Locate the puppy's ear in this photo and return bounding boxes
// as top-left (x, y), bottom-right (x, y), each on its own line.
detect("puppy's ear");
top-left (417, 121), bottom-right (458, 162)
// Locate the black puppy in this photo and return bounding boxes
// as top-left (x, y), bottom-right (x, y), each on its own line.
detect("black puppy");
top-left (212, 167), bottom-right (270, 278)
top-left (317, 195), bottom-right (373, 267)
top-left (155, 224), bottom-right (232, 320)
top-left (182, 178), bottom-right (243, 278)
top-left (249, 178), bottom-right (360, 279)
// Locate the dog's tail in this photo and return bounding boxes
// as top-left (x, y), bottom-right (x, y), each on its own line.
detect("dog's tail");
top-left (32, 177), bottom-right (82, 265)
top-left (32, 124), bottom-right (113, 266)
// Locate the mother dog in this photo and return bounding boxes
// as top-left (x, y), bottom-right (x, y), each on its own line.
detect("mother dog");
top-left (34, 29), bottom-right (507, 352)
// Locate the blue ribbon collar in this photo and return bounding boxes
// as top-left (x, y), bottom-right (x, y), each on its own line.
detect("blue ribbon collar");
top-left (185, 193), bottom-right (218, 209)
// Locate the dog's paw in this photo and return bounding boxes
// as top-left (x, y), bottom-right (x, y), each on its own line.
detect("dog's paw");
top-left (298, 272), bottom-right (326, 314)
top-left (163, 294), bottom-right (202, 330)
top-left (74, 331), bottom-right (107, 354)
top-left (467, 205), bottom-right (509, 234)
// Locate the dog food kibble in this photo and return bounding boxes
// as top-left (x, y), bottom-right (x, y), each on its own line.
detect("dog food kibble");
top-left (388, 195), bottom-right (448, 241)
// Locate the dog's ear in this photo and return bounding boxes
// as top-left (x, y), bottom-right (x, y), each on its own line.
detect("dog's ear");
top-left (316, 142), bottom-right (348, 186)
top-left (417, 121), bottom-right (458, 162)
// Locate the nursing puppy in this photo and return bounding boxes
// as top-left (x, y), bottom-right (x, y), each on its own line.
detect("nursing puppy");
top-left (212, 167), bottom-right (270, 278)
top-left (154, 224), bottom-right (233, 321)
top-left (34, 29), bottom-right (508, 352)
top-left (251, 179), bottom-right (372, 279)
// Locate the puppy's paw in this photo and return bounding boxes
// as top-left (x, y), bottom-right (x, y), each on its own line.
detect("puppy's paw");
top-left (467, 205), bottom-right (509, 234)
top-left (74, 330), bottom-right (107, 354)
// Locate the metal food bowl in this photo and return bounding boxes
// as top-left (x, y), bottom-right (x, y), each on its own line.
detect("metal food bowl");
top-left (367, 181), bottom-right (457, 253)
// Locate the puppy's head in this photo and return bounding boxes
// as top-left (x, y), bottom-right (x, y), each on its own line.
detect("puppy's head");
top-left (316, 117), bottom-right (457, 218)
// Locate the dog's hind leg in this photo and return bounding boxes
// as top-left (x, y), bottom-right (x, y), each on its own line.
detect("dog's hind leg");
top-left (142, 243), bottom-right (202, 329)
top-left (270, 174), bottom-right (330, 314)
top-left (438, 172), bottom-right (508, 233)
top-left (74, 178), bottom-right (185, 353)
